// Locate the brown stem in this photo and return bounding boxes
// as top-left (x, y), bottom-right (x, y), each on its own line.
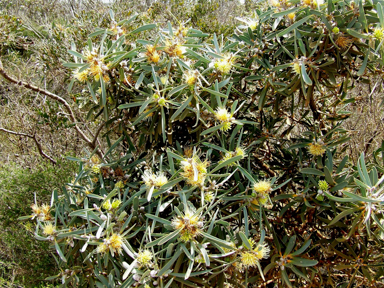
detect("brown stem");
top-left (0, 59), bottom-right (104, 158)
top-left (252, 153), bottom-right (276, 177)
top-left (0, 127), bottom-right (57, 165)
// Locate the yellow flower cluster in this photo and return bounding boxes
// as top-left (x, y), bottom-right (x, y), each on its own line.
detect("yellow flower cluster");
top-left (180, 156), bottom-right (208, 186)
top-left (240, 239), bottom-right (270, 268)
top-left (215, 107), bottom-right (234, 132)
top-left (73, 69), bottom-right (89, 83)
top-left (184, 70), bottom-right (199, 86)
top-left (318, 180), bottom-right (329, 191)
top-left (308, 141), bottom-right (326, 156)
top-left (43, 222), bottom-right (56, 236)
top-left (31, 203), bottom-right (52, 221)
top-left (109, 21), bottom-right (124, 36)
top-left (81, 48), bottom-right (110, 83)
top-left (164, 41), bottom-right (185, 57)
top-left (214, 55), bottom-right (234, 74)
top-left (146, 45), bottom-right (160, 63)
top-left (292, 61), bottom-right (301, 75)
top-left (142, 170), bottom-right (168, 188)
top-left (136, 250), bottom-right (153, 266)
top-left (172, 210), bottom-right (203, 242)
top-left (97, 233), bottom-right (124, 255)
top-left (115, 181), bottom-right (124, 189)
top-left (175, 24), bottom-right (189, 38)
top-left (92, 165), bottom-right (101, 174)
top-left (251, 180), bottom-right (272, 207)
top-left (204, 191), bottom-right (214, 202)
top-left (220, 147), bottom-right (246, 165)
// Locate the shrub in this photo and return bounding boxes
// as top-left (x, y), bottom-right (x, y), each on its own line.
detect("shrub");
top-left (0, 160), bottom-right (76, 287)
top-left (17, 1), bottom-right (384, 287)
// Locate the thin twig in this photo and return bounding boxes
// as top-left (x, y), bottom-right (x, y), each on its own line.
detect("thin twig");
top-left (0, 127), bottom-right (57, 165)
top-left (0, 59), bottom-right (104, 158)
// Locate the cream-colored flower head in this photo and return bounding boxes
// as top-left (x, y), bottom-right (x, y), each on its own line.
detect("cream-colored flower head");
top-left (180, 157), bottom-right (208, 186)
top-left (184, 70), bottom-right (199, 86)
top-left (215, 107), bottom-right (232, 122)
top-left (253, 181), bottom-right (272, 194)
top-left (253, 242), bottom-right (270, 260)
top-left (172, 209), bottom-right (203, 242)
top-left (204, 191), bottom-right (214, 202)
top-left (73, 69), bottom-right (89, 83)
top-left (250, 180), bottom-right (272, 208)
top-left (154, 172), bottom-right (168, 187)
top-left (214, 107), bottom-right (234, 132)
top-left (137, 250), bottom-right (153, 266)
top-left (97, 243), bottom-right (108, 254)
top-left (43, 222), bottom-right (56, 236)
top-left (240, 240), bottom-right (270, 268)
top-left (101, 233), bottom-right (123, 255)
top-left (143, 170), bottom-right (168, 188)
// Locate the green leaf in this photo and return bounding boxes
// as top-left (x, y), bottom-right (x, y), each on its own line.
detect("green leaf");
top-left (131, 24), bottom-right (156, 34)
top-left (346, 28), bottom-right (369, 39)
top-left (169, 84), bottom-right (189, 96)
top-left (289, 264), bottom-right (309, 281)
top-left (201, 124), bottom-right (225, 136)
top-left (357, 53), bottom-right (369, 76)
top-left (301, 168), bottom-right (324, 176)
top-left (200, 232), bottom-right (235, 250)
top-left (324, 191), bottom-right (355, 203)
top-left (330, 181), bottom-right (348, 192)
top-left (145, 214), bottom-right (172, 225)
top-left (157, 247), bottom-right (183, 276)
top-left (171, 95), bottom-right (193, 121)
top-left (272, 7), bottom-right (301, 18)
top-left (258, 85), bottom-right (268, 110)
top-left (202, 88), bottom-right (228, 99)
top-left (290, 257), bottom-right (318, 267)
top-left (210, 155), bottom-right (243, 173)
top-left (118, 102), bottom-right (144, 109)
top-left (135, 72), bottom-right (145, 89)
top-left (68, 50), bottom-right (85, 60)
top-left (284, 235), bottom-right (296, 256)
top-left (239, 232), bottom-right (252, 250)
top-left (291, 239), bottom-right (312, 256)
top-left (132, 107), bottom-right (157, 126)
top-left (238, 166), bottom-right (256, 184)
top-left (301, 62), bottom-right (312, 85)
top-left (158, 228), bottom-right (182, 245)
top-left (276, 15), bottom-right (312, 37)
top-left (328, 207), bottom-right (361, 226)
top-left (54, 240), bottom-right (67, 262)
top-left (343, 191), bottom-right (379, 203)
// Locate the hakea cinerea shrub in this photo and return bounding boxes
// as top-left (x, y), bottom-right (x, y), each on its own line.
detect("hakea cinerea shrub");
top-left (20, 0), bottom-right (384, 287)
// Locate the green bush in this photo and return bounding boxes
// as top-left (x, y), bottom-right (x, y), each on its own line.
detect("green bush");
top-left (17, 0), bottom-right (384, 287)
top-left (0, 160), bottom-right (76, 287)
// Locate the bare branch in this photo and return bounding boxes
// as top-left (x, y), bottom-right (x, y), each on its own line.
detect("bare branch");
top-left (0, 127), bottom-right (57, 165)
top-left (92, 122), bottom-right (106, 147)
top-left (0, 59), bottom-right (104, 158)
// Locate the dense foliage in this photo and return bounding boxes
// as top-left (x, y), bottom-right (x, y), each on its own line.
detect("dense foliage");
top-left (11, 0), bottom-right (384, 287)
